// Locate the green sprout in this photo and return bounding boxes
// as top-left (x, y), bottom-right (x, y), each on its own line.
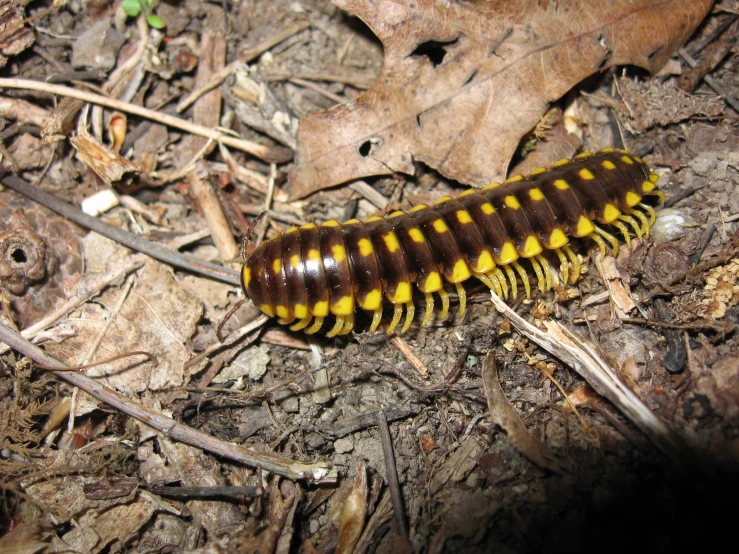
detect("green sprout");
top-left (121, 0), bottom-right (166, 30)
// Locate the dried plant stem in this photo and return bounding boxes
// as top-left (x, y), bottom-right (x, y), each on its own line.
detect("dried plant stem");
top-left (488, 292), bottom-right (694, 469)
top-left (0, 78), bottom-right (293, 163)
top-left (0, 323), bottom-right (338, 484)
top-left (377, 411), bottom-right (408, 540)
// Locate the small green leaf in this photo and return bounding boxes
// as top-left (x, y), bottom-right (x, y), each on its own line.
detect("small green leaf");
top-left (121, 0), bottom-right (141, 17)
top-left (146, 13), bottom-right (166, 29)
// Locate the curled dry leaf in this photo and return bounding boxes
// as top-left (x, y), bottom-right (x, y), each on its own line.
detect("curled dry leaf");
top-left (336, 463), bottom-right (368, 554)
top-left (288, 0), bottom-right (712, 199)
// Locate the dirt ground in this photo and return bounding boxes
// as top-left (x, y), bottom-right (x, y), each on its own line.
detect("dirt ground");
top-left (1, 1), bottom-right (738, 553)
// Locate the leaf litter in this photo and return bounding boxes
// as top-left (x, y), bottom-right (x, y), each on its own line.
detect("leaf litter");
top-left (1, 0), bottom-right (739, 552)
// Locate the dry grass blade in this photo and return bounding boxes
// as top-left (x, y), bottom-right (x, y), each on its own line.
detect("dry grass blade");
top-left (488, 292), bottom-right (692, 468)
top-left (0, 78), bottom-right (293, 163)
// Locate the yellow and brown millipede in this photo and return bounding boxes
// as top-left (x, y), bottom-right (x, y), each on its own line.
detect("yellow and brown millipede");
top-left (241, 149), bottom-right (663, 337)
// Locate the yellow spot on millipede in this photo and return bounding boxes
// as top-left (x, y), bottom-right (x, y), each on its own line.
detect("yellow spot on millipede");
top-left (409, 228), bottom-right (425, 243)
top-left (603, 204), bottom-right (621, 223)
top-left (358, 238), bottom-right (373, 256)
top-left (313, 300), bottom-right (329, 317)
top-left (522, 235), bottom-right (542, 258)
top-left (456, 210), bottom-right (473, 224)
top-left (499, 242), bottom-right (518, 264)
top-left (332, 296), bottom-right (353, 316)
top-left (433, 219), bottom-right (449, 233)
top-left (602, 160), bottom-right (617, 170)
top-left (383, 232), bottom-right (400, 253)
top-left (504, 196), bottom-right (520, 209)
top-left (451, 259), bottom-right (471, 282)
top-left (529, 188), bottom-right (544, 201)
top-left (554, 179), bottom-right (569, 190)
top-left (307, 249), bottom-right (321, 263)
top-left (331, 244), bottom-right (347, 263)
top-left (579, 168), bottom-right (595, 180)
top-left (272, 259), bottom-right (282, 274)
top-left (391, 282), bottom-right (412, 303)
top-left (361, 289), bottom-right (382, 310)
top-left (481, 203), bottom-right (495, 215)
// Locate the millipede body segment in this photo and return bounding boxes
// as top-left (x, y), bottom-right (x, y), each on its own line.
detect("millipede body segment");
top-left (241, 149), bottom-right (662, 337)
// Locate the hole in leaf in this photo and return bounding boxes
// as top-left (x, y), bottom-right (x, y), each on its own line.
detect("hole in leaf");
top-left (409, 39), bottom-right (458, 67)
top-left (359, 141), bottom-right (373, 157)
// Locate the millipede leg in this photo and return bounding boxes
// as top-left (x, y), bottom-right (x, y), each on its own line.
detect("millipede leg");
top-left (422, 293), bottom-right (434, 327)
top-left (455, 282), bottom-right (467, 319)
top-left (438, 289), bottom-right (450, 320)
top-left (588, 232), bottom-right (608, 257)
top-left (401, 301), bottom-right (415, 334)
top-left (564, 245), bottom-right (581, 284)
top-left (638, 203), bottom-right (657, 226)
top-left (555, 248), bottom-right (569, 285)
top-left (628, 208), bottom-right (650, 234)
top-left (290, 316), bottom-right (312, 332)
top-left (502, 265), bottom-right (517, 300)
top-left (495, 267), bottom-right (510, 299)
top-left (340, 313), bottom-right (354, 335)
top-left (370, 310), bottom-right (383, 333)
top-left (619, 214), bottom-right (643, 238)
top-left (326, 316), bottom-right (344, 338)
top-left (476, 271), bottom-right (492, 289)
top-left (528, 256), bottom-right (546, 294)
top-left (477, 271), bottom-right (503, 298)
top-left (489, 271), bottom-right (504, 297)
top-left (387, 304), bottom-right (403, 334)
top-left (611, 220), bottom-right (632, 246)
top-left (536, 255), bottom-right (552, 291)
top-left (306, 316), bottom-right (324, 334)
top-left (594, 226), bottom-right (620, 257)
top-left (512, 261), bottom-right (531, 298)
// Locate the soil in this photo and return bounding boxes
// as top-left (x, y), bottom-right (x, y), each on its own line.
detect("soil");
top-left (0, 1), bottom-right (738, 553)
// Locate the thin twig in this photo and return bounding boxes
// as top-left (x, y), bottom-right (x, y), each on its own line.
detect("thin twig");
top-left (389, 335), bottom-right (430, 378)
top-left (678, 48), bottom-right (739, 114)
top-left (377, 410), bottom-right (408, 540)
top-left (0, 78), bottom-right (293, 162)
top-left (0, 323), bottom-right (338, 484)
top-left (142, 485), bottom-right (263, 499)
top-left (289, 77), bottom-right (346, 104)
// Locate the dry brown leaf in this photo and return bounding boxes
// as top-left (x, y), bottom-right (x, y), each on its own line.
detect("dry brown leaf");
top-left (288, 0), bottom-right (712, 199)
top-left (45, 254), bottom-right (202, 416)
top-left (480, 352), bottom-right (561, 473)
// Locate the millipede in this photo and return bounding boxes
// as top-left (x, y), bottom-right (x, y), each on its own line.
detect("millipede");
top-left (241, 149), bottom-right (663, 337)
